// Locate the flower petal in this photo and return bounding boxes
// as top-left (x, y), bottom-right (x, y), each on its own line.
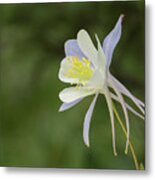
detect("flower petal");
top-left (83, 93), bottom-right (98, 147)
top-left (111, 93), bottom-right (144, 120)
top-left (104, 87), bottom-right (117, 156)
top-left (95, 34), bottom-right (106, 71)
top-left (59, 98), bottom-right (83, 112)
top-left (77, 29), bottom-right (98, 68)
top-left (110, 81), bottom-right (130, 154)
top-left (110, 74), bottom-right (145, 114)
top-left (102, 14), bottom-right (124, 67)
top-left (59, 87), bottom-right (96, 103)
top-left (58, 57), bottom-right (79, 84)
top-left (87, 70), bottom-right (104, 89)
top-left (64, 39), bottom-right (85, 60)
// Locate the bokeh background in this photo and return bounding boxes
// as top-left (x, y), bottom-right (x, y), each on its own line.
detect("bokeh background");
top-left (0, 1), bottom-right (145, 169)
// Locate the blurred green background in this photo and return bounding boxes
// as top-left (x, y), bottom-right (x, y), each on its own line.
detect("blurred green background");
top-left (0, 1), bottom-right (145, 169)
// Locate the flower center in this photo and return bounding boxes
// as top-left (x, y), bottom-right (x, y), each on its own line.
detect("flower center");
top-left (65, 56), bottom-right (94, 85)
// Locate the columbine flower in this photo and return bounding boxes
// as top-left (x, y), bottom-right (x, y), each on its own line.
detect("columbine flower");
top-left (58, 15), bottom-right (145, 156)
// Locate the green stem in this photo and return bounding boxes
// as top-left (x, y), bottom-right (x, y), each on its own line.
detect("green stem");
top-left (112, 103), bottom-right (140, 170)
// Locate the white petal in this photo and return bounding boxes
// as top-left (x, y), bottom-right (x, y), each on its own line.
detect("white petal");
top-left (95, 34), bottom-right (106, 72)
top-left (59, 98), bottom-right (83, 112)
top-left (110, 74), bottom-right (145, 114)
top-left (77, 29), bottom-right (98, 68)
top-left (83, 93), bottom-right (98, 147)
top-left (87, 70), bottom-right (104, 89)
top-left (111, 93), bottom-right (144, 120)
top-left (59, 87), bottom-right (96, 103)
top-left (104, 87), bottom-right (117, 156)
top-left (110, 81), bottom-right (130, 154)
top-left (58, 57), bottom-right (79, 84)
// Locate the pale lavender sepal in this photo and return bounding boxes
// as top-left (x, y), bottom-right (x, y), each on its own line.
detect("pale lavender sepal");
top-left (111, 93), bottom-right (144, 120)
top-left (110, 74), bottom-right (144, 114)
top-left (83, 93), bottom-right (98, 147)
top-left (64, 39), bottom-right (86, 60)
top-left (103, 15), bottom-right (124, 67)
top-left (59, 98), bottom-right (83, 112)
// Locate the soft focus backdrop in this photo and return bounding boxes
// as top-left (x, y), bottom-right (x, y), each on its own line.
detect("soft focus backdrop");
top-left (0, 1), bottom-right (144, 169)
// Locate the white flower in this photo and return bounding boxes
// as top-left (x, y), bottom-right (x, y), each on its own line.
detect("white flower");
top-left (58, 15), bottom-right (145, 156)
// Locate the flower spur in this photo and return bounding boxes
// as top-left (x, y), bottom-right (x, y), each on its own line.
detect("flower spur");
top-left (58, 15), bottom-right (145, 156)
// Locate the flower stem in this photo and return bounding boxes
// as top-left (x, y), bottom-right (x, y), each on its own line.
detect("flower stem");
top-left (112, 103), bottom-right (140, 170)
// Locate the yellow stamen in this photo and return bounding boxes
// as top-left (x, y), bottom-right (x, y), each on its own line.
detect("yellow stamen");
top-left (65, 56), bottom-right (94, 85)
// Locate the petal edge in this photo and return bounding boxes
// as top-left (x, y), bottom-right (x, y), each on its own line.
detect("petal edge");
top-left (83, 93), bottom-right (98, 147)
top-left (103, 14), bottom-right (124, 67)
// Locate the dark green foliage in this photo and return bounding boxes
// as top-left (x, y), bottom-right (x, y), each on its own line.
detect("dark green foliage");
top-left (0, 1), bottom-right (144, 169)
